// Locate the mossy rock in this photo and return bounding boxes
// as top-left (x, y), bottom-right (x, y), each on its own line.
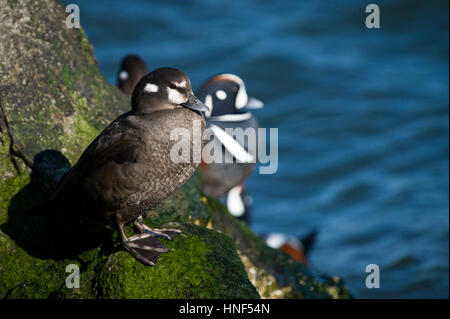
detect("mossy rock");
top-left (0, 0), bottom-right (351, 299)
top-left (90, 224), bottom-right (259, 299)
top-left (0, 172), bottom-right (259, 299)
top-left (0, 0), bottom-right (128, 166)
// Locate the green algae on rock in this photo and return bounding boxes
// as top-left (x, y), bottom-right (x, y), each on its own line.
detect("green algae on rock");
top-left (92, 224), bottom-right (259, 299)
top-left (40, 223), bottom-right (260, 299)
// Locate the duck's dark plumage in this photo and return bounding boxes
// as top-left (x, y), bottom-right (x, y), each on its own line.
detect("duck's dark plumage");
top-left (23, 67), bottom-right (210, 266)
top-left (53, 108), bottom-right (203, 225)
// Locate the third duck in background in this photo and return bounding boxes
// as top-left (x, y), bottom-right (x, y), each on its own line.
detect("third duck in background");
top-left (118, 54), bottom-right (148, 95)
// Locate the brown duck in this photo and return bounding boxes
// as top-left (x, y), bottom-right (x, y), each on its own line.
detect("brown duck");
top-left (117, 54), bottom-right (148, 95)
top-left (22, 68), bottom-right (210, 266)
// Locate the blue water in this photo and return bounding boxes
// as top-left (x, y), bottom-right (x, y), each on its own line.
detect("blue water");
top-left (64, 0), bottom-right (449, 298)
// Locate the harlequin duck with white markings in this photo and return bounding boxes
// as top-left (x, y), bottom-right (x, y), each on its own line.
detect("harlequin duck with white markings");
top-left (263, 230), bottom-right (318, 265)
top-left (22, 68), bottom-right (210, 266)
top-left (196, 73), bottom-right (263, 222)
top-left (117, 54), bottom-right (148, 95)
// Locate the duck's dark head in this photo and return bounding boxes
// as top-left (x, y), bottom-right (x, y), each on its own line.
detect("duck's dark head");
top-left (196, 73), bottom-right (263, 118)
top-left (131, 67), bottom-right (211, 115)
top-left (118, 54), bottom-right (148, 95)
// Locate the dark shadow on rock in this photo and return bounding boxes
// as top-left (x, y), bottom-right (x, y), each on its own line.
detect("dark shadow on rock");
top-left (1, 150), bottom-right (115, 260)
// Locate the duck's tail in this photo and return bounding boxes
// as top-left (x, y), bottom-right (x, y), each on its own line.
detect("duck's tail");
top-left (300, 229), bottom-right (318, 256)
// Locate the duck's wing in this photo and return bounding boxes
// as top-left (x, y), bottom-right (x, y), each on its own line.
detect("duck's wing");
top-left (52, 115), bottom-right (144, 210)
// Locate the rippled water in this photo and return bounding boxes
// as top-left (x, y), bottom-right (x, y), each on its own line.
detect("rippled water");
top-left (64, 0), bottom-right (449, 298)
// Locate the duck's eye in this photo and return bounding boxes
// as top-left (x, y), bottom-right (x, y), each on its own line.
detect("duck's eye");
top-left (169, 83), bottom-right (177, 89)
top-left (233, 86), bottom-right (238, 93)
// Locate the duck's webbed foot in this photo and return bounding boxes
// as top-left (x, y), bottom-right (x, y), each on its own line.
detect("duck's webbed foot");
top-left (134, 216), bottom-right (182, 240)
top-left (118, 223), bottom-right (169, 266)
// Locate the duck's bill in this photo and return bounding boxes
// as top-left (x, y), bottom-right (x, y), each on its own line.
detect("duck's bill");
top-left (244, 96), bottom-right (264, 109)
top-left (181, 94), bottom-right (212, 112)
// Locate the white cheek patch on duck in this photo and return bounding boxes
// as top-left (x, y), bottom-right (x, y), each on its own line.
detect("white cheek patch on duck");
top-left (204, 94), bottom-right (213, 118)
top-left (215, 90), bottom-right (227, 100)
top-left (119, 71), bottom-right (128, 80)
top-left (235, 83), bottom-right (248, 109)
top-left (144, 83), bottom-right (159, 93)
top-left (167, 87), bottom-right (186, 104)
top-left (218, 73), bottom-right (248, 109)
top-left (176, 80), bottom-right (187, 88)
